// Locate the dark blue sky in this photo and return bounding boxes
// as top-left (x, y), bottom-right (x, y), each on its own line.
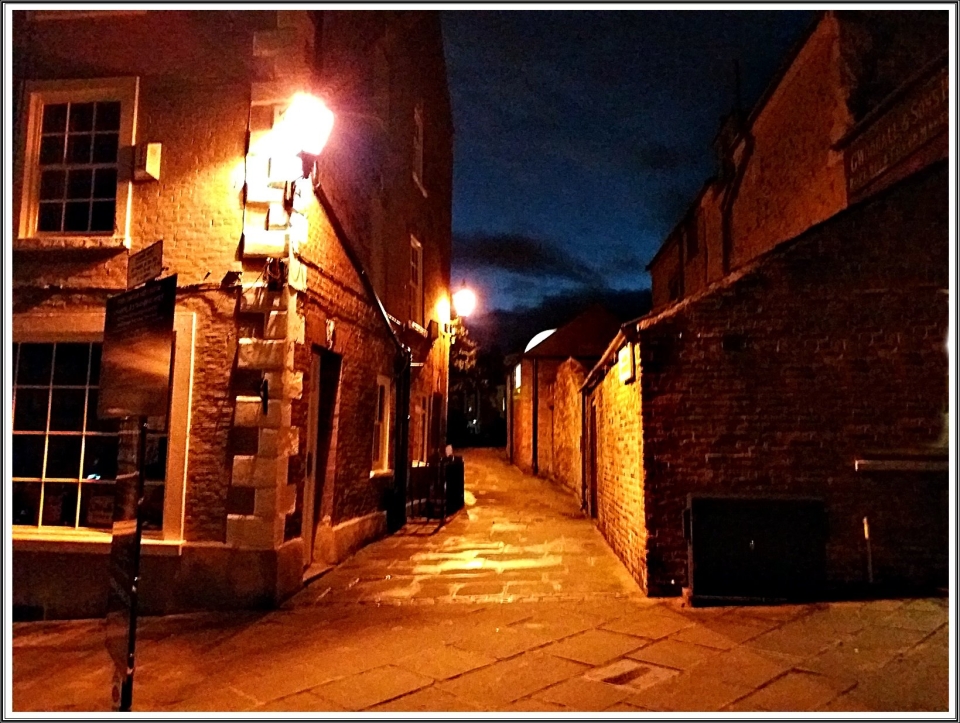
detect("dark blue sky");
top-left (442, 10), bottom-right (814, 314)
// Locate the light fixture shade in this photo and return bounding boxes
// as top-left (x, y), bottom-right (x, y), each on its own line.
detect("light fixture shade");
top-left (453, 286), bottom-right (477, 318)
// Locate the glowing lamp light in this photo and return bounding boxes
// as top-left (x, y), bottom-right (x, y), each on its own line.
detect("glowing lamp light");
top-left (436, 296), bottom-right (451, 324)
top-left (270, 93), bottom-right (335, 161)
top-left (453, 286), bottom-right (476, 318)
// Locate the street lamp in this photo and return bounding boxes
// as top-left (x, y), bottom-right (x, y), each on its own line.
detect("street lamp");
top-left (453, 283), bottom-right (477, 319)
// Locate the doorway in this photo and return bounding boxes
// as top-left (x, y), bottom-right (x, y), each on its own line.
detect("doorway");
top-left (302, 347), bottom-right (341, 570)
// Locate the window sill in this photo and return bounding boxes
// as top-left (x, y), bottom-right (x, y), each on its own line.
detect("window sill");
top-left (12, 528), bottom-right (183, 556)
top-left (370, 468), bottom-right (394, 480)
top-left (854, 447), bottom-right (948, 473)
top-left (15, 235), bottom-right (129, 252)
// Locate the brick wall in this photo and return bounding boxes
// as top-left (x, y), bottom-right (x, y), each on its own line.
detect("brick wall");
top-left (636, 162), bottom-right (948, 595)
top-left (730, 14), bottom-right (849, 270)
top-left (12, 10), bottom-right (453, 615)
top-left (590, 341), bottom-right (647, 590)
top-left (550, 358), bottom-right (587, 500)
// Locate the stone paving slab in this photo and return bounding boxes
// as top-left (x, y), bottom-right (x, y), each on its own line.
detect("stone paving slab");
top-left (9, 449), bottom-right (951, 714)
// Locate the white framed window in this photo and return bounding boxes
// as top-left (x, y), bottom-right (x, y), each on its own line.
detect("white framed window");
top-left (11, 311), bottom-right (195, 543)
top-left (414, 395), bottom-right (429, 464)
top-left (372, 375), bottom-right (391, 472)
top-left (410, 235), bottom-right (423, 327)
top-left (18, 77), bottom-right (138, 244)
top-left (412, 101), bottom-right (425, 195)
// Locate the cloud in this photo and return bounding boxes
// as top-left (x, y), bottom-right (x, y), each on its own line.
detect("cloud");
top-left (467, 286), bottom-right (652, 356)
top-left (454, 232), bottom-right (604, 285)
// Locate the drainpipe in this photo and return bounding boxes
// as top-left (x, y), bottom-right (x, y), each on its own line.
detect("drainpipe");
top-left (310, 179), bottom-right (412, 531)
top-left (720, 131), bottom-right (754, 275)
top-left (532, 358), bottom-right (539, 476)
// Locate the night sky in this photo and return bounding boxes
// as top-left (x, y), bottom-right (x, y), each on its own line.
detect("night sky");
top-left (443, 10), bottom-right (814, 327)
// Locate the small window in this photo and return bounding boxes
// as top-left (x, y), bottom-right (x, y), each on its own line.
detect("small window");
top-left (412, 101), bottom-right (425, 194)
top-left (18, 77), bottom-right (137, 242)
top-left (618, 343), bottom-right (635, 384)
top-left (685, 220), bottom-right (699, 259)
top-left (668, 273), bottom-right (682, 302)
top-left (514, 364), bottom-right (522, 391)
top-left (410, 236), bottom-right (423, 327)
top-left (372, 376), bottom-right (391, 472)
top-left (415, 395), bottom-right (429, 464)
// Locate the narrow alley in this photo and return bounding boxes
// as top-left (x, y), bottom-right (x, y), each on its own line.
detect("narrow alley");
top-left (11, 450), bottom-right (948, 713)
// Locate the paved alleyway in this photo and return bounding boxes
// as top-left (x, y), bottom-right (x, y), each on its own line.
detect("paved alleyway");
top-left (293, 448), bottom-right (640, 605)
top-left (10, 449), bottom-right (950, 713)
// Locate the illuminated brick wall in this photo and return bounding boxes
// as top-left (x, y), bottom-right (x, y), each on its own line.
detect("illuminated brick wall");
top-left (597, 163), bottom-right (948, 596)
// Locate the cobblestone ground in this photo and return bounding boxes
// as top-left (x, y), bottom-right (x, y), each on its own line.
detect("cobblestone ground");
top-left (11, 449), bottom-right (950, 713)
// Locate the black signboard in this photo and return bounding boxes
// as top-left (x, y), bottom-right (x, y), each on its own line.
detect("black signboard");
top-left (99, 274), bottom-right (177, 419)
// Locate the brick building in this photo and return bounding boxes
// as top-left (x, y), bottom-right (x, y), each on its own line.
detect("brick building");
top-left (507, 305), bottom-right (621, 482)
top-left (11, 9), bottom-right (453, 618)
top-left (580, 11), bottom-right (948, 599)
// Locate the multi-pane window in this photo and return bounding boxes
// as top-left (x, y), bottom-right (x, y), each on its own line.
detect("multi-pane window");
top-left (372, 376), bottom-right (391, 471)
top-left (37, 100), bottom-right (120, 233)
top-left (410, 236), bottom-right (423, 327)
top-left (11, 342), bottom-right (168, 531)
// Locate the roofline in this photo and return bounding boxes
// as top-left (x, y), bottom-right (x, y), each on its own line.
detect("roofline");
top-left (586, 156), bottom-right (948, 392)
top-left (644, 178), bottom-right (716, 271)
top-left (644, 11), bottom-right (826, 274)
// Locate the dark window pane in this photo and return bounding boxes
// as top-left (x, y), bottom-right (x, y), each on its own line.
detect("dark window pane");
top-left (39, 135), bottom-right (65, 165)
top-left (50, 389), bottom-right (86, 431)
top-left (92, 134), bottom-right (119, 164)
top-left (95, 101), bottom-right (121, 131)
top-left (38, 203), bottom-right (63, 232)
top-left (144, 435), bottom-right (168, 481)
top-left (18, 343), bottom-right (53, 385)
top-left (86, 390), bottom-right (120, 433)
top-left (53, 342), bottom-right (90, 385)
top-left (12, 435), bottom-right (45, 478)
top-left (12, 343), bottom-right (19, 380)
top-left (90, 201), bottom-right (115, 232)
top-left (41, 482), bottom-right (78, 527)
top-left (14, 388), bottom-right (49, 431)
top-left (64, 201), bottom-right (90, 231)
top-left (12, 483), bottom-right (41, 525)
top-left (67, 134), bottom-right (92, 164)
top-left (42, 103), bottom-right (68, 133)
top-left (89, 344), bottom-right (102, 384)
top-left (93, 168), bottom-right (117, 198)
top-left (79, 483), bottom-right (115, 528)
top-left (66, 169), bottom-right (93, 199)
top-left (40, 170), bottom-right (66, 200)
top-left (83, 435), bottom-right (119, 480)
top-left (45, 435), bottom-right (82, 479)
top-left (69, 102), bottom-right (94, 132)
top-left (142, 483), bottom-right (165, 530)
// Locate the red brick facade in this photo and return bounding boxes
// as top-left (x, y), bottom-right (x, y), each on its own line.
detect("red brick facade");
top-left (633, 162), bottom-right (947, 595)
top-left (648, 11), bottom-right (947, 312)
top-left (12, 10), bottom-right (452, 618)
top-left (590, 12), bottom-right (947, 599)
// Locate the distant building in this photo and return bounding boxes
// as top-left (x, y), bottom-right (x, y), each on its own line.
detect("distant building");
top-left (12, 9), bottom-right (453, 618)
top-left (507, 305), bottom-right (622, 489)
top-left (578, 11), bottom-right (948, 599)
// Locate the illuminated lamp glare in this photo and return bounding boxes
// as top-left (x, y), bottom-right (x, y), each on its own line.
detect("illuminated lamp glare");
top-left (453, 287), bottom-right (477, 318)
